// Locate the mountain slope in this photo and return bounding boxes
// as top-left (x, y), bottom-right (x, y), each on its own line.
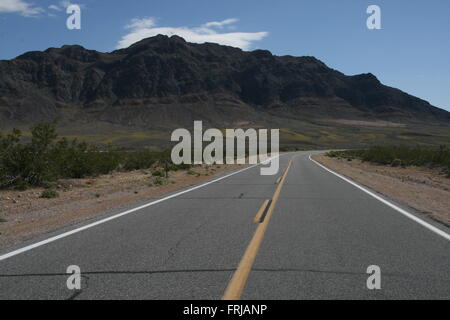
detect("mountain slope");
top-left (1, 35), bottom-right (449, 127)
top-left (0, 35), bottom-right (449, 148)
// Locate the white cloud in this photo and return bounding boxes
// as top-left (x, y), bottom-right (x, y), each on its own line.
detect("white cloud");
top-left (0, 0), bottom-right (84, 17)
top-left (47, 1), bottom-right (85, 12)
top-left (125, 17), bottom-right (156, 30)
top-left (48, 4), bottom-right (62, 11)
top-left (59, 1), bottom-right (83, 9)
top-left (59, 0), bottom-right (72, 7)
top-left (116, 18), bottom-right (268, 50)
top-left (203, 18), bottom-right (238, 29)
top-left (0, 0), bottom-right (43, 17)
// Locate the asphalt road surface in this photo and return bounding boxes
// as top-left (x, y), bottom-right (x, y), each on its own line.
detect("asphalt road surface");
top-left (0, 152), bottom-right (449, 299)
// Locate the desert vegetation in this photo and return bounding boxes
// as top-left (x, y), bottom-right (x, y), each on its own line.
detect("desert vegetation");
top-left (327, 145), bottom-right (450, 176)
top-left (0, 123), bottom-right (191, 190)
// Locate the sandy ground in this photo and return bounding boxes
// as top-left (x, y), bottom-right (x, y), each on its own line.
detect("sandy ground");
top-left (0, 164), bottom-right (243, 250)
top-left (313, 154), bottom-right (450, 227)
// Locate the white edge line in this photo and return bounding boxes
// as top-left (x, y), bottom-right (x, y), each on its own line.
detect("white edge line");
top-left (0, 155), bottom-right (283, 262)
top-left (309, 154), bottom-right (450, 241)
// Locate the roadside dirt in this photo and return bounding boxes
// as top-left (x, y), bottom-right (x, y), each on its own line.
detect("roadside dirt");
top-left (312, 154), bottom-right (450, 227)
top-left (0, 164), bottom-right (243, 250)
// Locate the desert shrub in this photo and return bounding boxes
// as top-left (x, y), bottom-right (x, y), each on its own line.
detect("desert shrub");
top-left (0, 123), bottom-right (197, 189)
top-left (152, 169), bottom-right (164, 177)
top-left (187, 169), bottom-right (197, 175)
top-left (361, 145), bottom-right (450, 168)
top-left (0, 124), bottom-right (57, 187)
top-left (390, 159), bottom-right (403, 167)
top-left (153, 177), bottom-right (167, 186)
top-left (167, 163), bottom-right (192, 171)
top-left (40, 189), bottom-right (59, 198)
top-left (122, 150), bottom-right (163, 171)
top-left (327, 145), bottom-right (450, 174)
top-left (326, 150), bottom-right (364, 160)
top-left (14, 179), bottom-right (30, 191)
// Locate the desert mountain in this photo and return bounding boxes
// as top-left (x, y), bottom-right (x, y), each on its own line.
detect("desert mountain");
top-left (1, 34), bottom-right (449, 127)
top-left (0, 35), bottom-right (449, 148)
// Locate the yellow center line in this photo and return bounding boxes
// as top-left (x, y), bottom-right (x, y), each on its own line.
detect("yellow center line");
top-left (222, 159), bottom-right (293, 300)
top-left (253, 199), bottom-right (270, 223)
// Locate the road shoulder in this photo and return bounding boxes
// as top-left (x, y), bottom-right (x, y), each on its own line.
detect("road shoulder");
top-left (312, 154), bottom-right (450, 227)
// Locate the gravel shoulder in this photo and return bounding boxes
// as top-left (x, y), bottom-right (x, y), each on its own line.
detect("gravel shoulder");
top-left (0, 164), bottom-right (243, 250)
top-left (312, 154), bottom-right (450, 227)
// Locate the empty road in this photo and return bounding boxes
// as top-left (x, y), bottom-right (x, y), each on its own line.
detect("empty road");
top-left (0, 152), bottom-right (449, 299)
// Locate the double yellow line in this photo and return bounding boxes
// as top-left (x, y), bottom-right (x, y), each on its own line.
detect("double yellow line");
top-left (222, 159), bottom-right (293, 300)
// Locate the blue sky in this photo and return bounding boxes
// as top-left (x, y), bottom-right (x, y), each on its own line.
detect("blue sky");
top-left (0, 0), bottom-right (449, 111)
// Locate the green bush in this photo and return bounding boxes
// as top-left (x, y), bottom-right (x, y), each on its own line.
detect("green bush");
top-left (153, 177), bottom-right (167, 186)
top-left (187, 169), bottom-right (197, 175)
top-left (167, 163), bottom-right (192, 171)
top-left (40, 189), bottom-right (59, 199)
top-left (327, 145), bottom-right (450, 174)
top-left (122, 150), bottom-right (161, 171)
top-left (390, 159), bottom-right (403, 167)
top-left (0, 123), bottom-right (198, 190)
top-left (152, 170), bottom-right (164, 177)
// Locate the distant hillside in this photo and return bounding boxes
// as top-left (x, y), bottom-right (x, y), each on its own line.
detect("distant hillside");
top-left (0, 35), bottom-right (449, 148)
